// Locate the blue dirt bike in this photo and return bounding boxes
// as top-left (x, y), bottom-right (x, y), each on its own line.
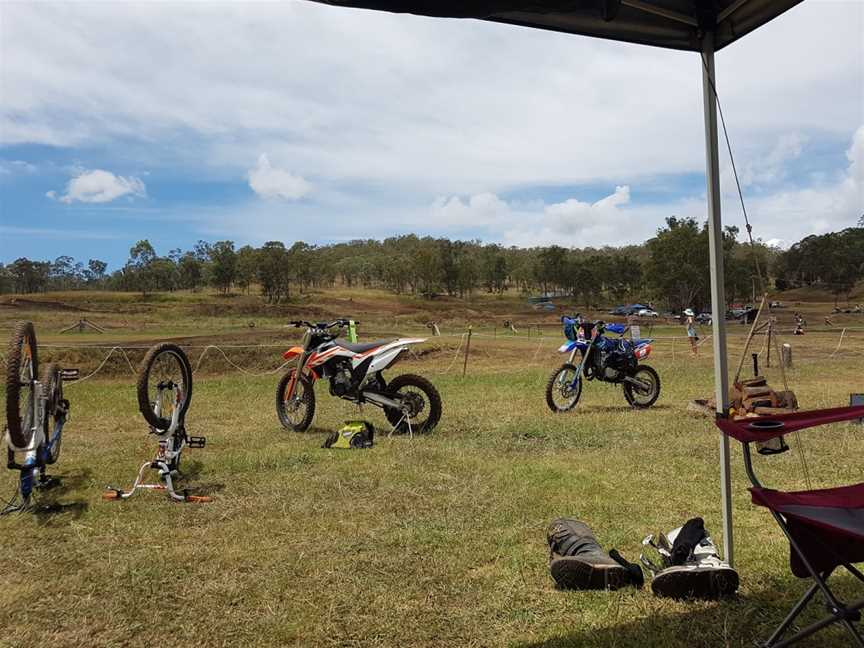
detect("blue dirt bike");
top-left (545, 315), bottom-right (660, 412)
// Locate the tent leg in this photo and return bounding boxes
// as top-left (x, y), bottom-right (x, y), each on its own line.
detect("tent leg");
top-left (701, 31), bottom-right (734, 567)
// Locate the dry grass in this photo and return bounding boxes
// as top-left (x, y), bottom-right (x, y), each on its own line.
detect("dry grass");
top-left (0, 292), bottom-right (862, 647)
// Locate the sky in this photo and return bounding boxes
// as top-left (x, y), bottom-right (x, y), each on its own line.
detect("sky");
top-left (0, 0), bottom-right (862, 271)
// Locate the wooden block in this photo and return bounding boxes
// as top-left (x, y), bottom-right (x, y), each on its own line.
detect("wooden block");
top-left (742, 396), bottom-right (774, 411)
top-left (753, 406), bottom-right (795, 415)
top-left (740, 376), bottom-right (767, 387)
top-left (743, 385), bottom-right (773, 398)
top-left (775, 390), bottom-right (798, 410)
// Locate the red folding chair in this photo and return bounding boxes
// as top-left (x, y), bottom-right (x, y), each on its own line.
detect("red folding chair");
top-left (717, 405), bottom-right (864, 648)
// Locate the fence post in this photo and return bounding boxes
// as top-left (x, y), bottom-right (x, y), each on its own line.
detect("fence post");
top-left (462, 326), bottom-right (473, 377)
top-left (781, 343), bottom-right (792, 368)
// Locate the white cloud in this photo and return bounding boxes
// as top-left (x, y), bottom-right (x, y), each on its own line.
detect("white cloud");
top-left (1, 1), bottom-right (862, 249)
top-left (49, 169), bottom-right (146, 204)
top-left (427, 185), bottom-right (652, 247)
top-left (721, 132), bottom-right (807, 192)
top-left (0, 160), bottom-right (37, 175)
top-left (738, 126), bottom-right (864, 243)
top-left (247, 154), bottom-right (310, 200)
top-left (430, 192), bottom-right (511, 226)
top-left (1, 1), bottom-right (860, 195)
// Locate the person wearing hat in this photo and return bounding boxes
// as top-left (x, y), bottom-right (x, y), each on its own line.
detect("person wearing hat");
top-left (683, 308), bottom-right (698, 356)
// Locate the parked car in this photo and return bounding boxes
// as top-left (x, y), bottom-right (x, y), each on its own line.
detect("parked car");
top-left (637, 308), bottom-right (659, 317)
top-left (696, 312), bottom-right (712, 324)
top-left (532, 302), bottom-right (557, 311)
top-left (610, 303), bottom-right (650, 316)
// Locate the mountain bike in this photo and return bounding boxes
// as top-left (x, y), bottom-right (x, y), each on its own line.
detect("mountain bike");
top-left (3, 321), bottom-right (77, 514)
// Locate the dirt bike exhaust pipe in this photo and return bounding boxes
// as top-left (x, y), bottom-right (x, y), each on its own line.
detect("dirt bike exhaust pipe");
top-left (362, 391), bottom-right (405, 410)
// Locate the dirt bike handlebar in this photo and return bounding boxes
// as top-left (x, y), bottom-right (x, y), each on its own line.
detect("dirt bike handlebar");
top-left (287, 319), bottom-right (358, 330)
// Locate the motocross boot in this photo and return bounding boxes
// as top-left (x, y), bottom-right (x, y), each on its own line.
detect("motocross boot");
top-left (641, 518), bottom-right (739, 599)
top-left (547, 518), bottom-right (637, 590)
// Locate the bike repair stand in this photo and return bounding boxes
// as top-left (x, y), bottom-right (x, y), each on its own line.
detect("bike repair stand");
top-left (2, 385), bottom-right (68, 515)
top-left (103, 384), bottom-right (210, 503)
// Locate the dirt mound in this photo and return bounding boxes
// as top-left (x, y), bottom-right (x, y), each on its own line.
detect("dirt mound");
top-left (0, 297), bottom-right (87, 312)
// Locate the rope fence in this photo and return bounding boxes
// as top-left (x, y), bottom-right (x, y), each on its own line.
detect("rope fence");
top-left (0, 325), bottom-right (859, 383)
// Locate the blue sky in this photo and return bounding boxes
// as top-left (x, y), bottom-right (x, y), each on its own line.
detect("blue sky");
top-left (1, 1), bottom-right (862, 272)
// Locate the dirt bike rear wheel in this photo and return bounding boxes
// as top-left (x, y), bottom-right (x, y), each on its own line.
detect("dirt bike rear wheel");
top-left (623, 364), bottom-right (661, 409)
top-left (276, 369), bottom-right (316, 431)
top-left (384, 374), bottom-right (441, 434)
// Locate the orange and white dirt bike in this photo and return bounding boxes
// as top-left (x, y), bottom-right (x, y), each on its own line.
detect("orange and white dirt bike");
top-left (276, 319), bottom-right (442, 435)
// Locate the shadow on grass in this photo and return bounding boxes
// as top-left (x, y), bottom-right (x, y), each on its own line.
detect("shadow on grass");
top-left (518, 580), bottom-right (862, 648)
top-left (176, 460), bottom-right (225, 497)
top-left (30, 469), bottom-right (93, 524)
top-left (575, 404), bottom-right (673, 413)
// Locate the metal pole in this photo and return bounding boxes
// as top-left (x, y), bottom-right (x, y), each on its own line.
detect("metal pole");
top-left (701, 31), bottom-right (734, 567)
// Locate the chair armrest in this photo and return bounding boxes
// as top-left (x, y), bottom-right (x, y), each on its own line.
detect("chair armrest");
top-left (716, 405), bottom-right (864, 443)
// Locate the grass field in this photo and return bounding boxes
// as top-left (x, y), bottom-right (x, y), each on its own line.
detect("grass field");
top-left (0, 290), bottom-right (862, 647)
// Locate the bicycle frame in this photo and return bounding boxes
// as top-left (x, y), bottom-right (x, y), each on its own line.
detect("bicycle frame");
top-left (104, 382), bottom-right (209, 503)
top-left (3, 379), bottom-right (68, 513)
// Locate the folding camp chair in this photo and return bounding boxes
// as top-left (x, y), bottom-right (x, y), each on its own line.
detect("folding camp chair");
top-left (717, 405), bottom-right (864, 647)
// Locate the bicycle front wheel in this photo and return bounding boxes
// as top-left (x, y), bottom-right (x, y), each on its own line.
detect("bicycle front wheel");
top-left (137, 343), bottom-right (193, 430)
top-left (5, 321), bottom-right (38, 449)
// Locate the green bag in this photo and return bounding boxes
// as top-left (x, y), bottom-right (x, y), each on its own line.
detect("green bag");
top-left (322, 421), bottom-right (374, 449)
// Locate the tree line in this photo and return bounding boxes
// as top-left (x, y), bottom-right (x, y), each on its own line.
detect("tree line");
top-left (1, 218), bottom-right (862, 311)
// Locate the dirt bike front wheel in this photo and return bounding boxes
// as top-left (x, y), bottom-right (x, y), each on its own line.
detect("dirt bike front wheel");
top-left (384, 374), bottom-right (441, 434)
top-left (276, 369), bottom-right (316, 431)
top-left (5, 321), bottom-right (38, 449)
top-left (545, 363), bottom-right (583, 413)
top-left (137, 343), bottom-right (193, 430)
top-left (623, 364), bottom-right (661, 409)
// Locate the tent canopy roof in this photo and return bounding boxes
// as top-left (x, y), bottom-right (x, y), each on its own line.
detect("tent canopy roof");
top-left (312, 0), bottom-right (803, 51)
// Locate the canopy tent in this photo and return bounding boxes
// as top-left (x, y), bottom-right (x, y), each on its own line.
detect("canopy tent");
top-left (310, 0), bottom-right (808, 565)
top-left (313, 1), bottom-right (803, 52)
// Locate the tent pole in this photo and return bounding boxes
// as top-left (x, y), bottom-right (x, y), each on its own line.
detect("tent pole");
top-left (701, 31), bottom-right (734, 567)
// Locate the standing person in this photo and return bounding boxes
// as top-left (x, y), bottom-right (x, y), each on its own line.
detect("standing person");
top-left (794, 312), bottom-right (806, 335)
top-left (684, 308), bottom-right (698, 356)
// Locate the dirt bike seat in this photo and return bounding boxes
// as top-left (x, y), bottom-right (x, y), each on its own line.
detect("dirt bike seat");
top-left (335, 340), bottom-right (392, 353)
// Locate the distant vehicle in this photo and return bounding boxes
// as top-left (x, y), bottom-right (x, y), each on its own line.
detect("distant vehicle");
top-left (696, 312), bottom-right (712, 324)
top-left (610, 303), bottom-right (649, 316)
top-left (637, 308), bottom-right (659, 318)
top-left (528, 296), bottom-right (552, 305)
top-left (532, 302), bottom-right (556, 311)
top-left (769, 301), bottom-right (785, 308)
